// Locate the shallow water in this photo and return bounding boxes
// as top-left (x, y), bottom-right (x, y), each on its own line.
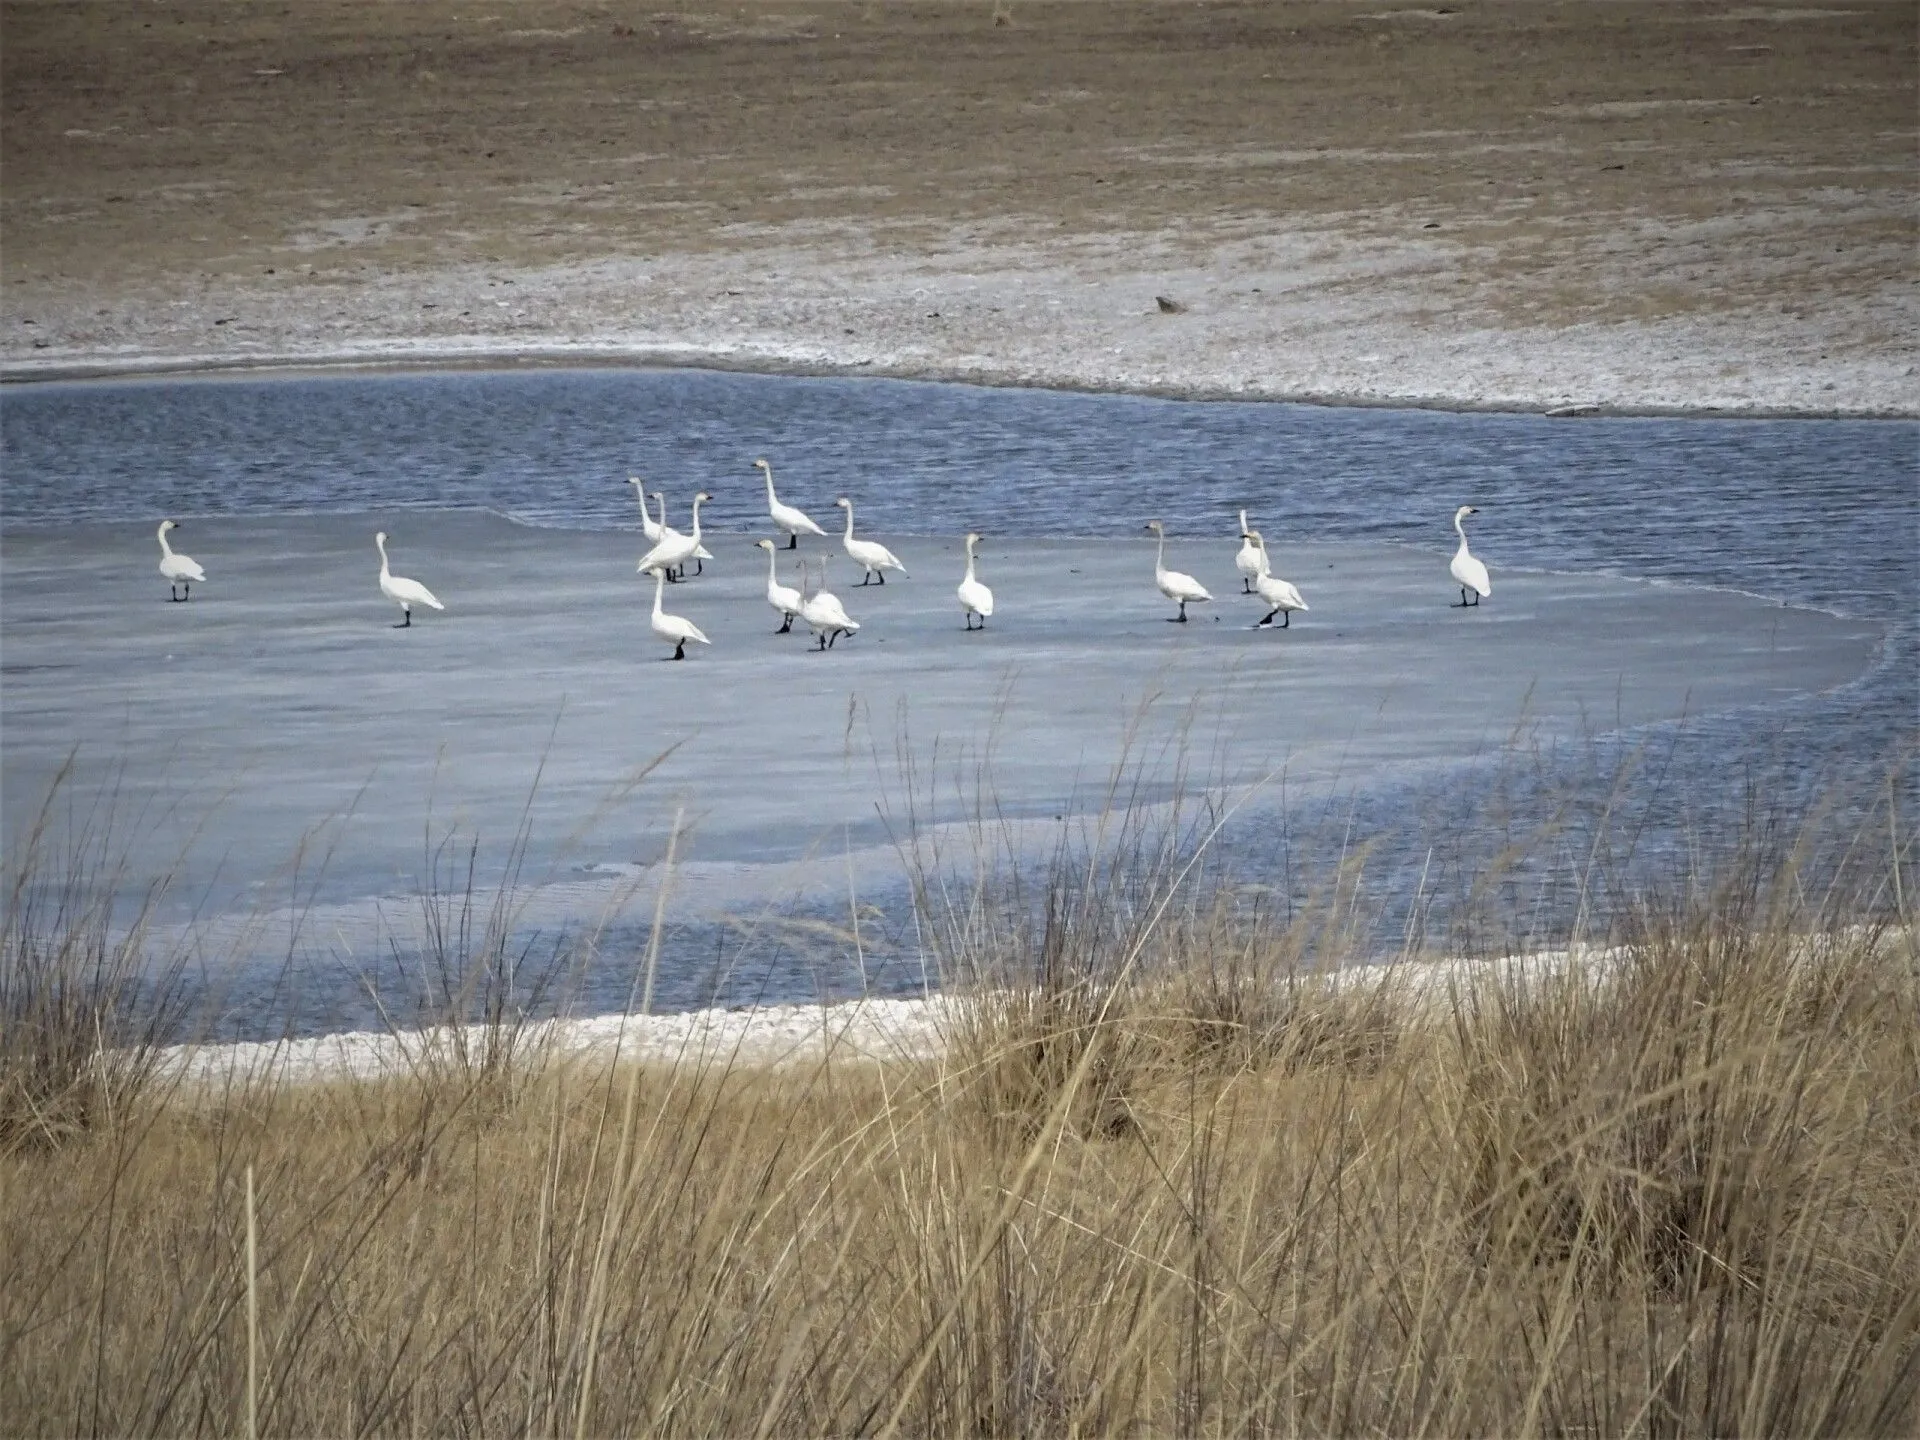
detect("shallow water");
top-left (2, 369), bottom-right (1914, 1036)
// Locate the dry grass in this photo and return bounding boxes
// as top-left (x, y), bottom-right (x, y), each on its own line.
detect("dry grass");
top-left (4, 795), bottom-right (1917, 1434)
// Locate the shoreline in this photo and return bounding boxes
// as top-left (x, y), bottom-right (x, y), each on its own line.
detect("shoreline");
top-left (4, 342), bottom-right (1913, 422)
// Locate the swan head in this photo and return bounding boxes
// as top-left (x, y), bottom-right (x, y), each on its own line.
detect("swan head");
top-left (835, 496), bottom-right (851, 510)
top-left (627, 476), bottom-right (643, 489)
top-left (755, 538), bottom-right (775, 552)
top-left (965, 531), bottom-right (981, 546)
top-left (694, 491), bottom-right (712, 503)
top-left (753, 459), bottom-right (771, 473)
top-left (160, 519), bottom-right (179, 533)
top-left (1145, 519), bottom-right (1165, 535)
top-left (1244, 529), bottom-right (1264, 546)
top-left (1455, 505), bottom-right (1479, 521)
top-left (375, 531), bottom-right (388, 545)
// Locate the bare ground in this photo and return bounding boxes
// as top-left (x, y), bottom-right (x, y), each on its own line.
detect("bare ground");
top-left (2, 0), bottom-right (1915, 411)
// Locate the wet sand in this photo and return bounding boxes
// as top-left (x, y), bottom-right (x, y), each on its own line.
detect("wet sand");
top-left (1, 512), bottom-right (1882, 939)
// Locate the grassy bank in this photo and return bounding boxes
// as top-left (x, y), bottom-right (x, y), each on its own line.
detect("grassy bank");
top-left (4, 797), bottom-right (1917, 1435)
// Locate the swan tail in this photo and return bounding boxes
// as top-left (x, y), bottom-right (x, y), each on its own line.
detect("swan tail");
top-left (422, 594), bottom-right (446, 610)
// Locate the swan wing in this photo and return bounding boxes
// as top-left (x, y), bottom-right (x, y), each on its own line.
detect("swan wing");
top-left (390, 576), bottom-right (444, 609)
top-left (1258, 574), bottom-right (1307, 610)
top-left (772, 500), bottom-right (826, 536)
top-left (959, 578), bottom-right (994, 616)
top-left (1450, 551), bottom-right (1492, 596)
top-left (811, 595), bottom-right (858, 629)
top-left (1161, 570), bottom-right (1211, 602)
top-left (848, 537), bottom-right (907, 572)
top-left (161, 555), bottom-right (206, 582)
top-left (638, 535), bottom-right (692, 572)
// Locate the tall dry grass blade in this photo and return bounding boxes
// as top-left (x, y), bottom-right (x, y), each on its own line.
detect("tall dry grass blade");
top-left (246, 1162), bottom-right (257, 1440)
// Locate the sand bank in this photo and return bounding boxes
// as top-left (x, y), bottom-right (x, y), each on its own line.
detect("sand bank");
top-left (3, 1), bottom-right (1912, 414)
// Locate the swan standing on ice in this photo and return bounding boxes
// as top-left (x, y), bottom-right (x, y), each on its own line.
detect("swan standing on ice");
top-left (628, 477), bottom-right (663, 543)
top-left (754, 538), bottom-right (804, 633)
top-left (1242, 530), bottom-right (1309, 628)
top-left (1449, 505), bottom-right (1492, 607)
top-left (798, 555), bottom-right (860, 649)
top-left (637, 491), bottom-right (709, 582)
top-left (756, 458), bottom-right (827, 550)
top-left (1234, 508), bottom-right (1268, 594)
top-left (155, 519), bottom-right (205, 601)
top-left (645, 566), bottom-right (710, 660)
top-left (1145, 520), bottom-right (1211, 622)
top-left (375, 532), bottom-right (444, 628)
top-left (836, 497), bottom-right (908, 585)
top-left (651, 490), bottom-right (713, 576)
top-left (957, 532), bottom-right (993, 630)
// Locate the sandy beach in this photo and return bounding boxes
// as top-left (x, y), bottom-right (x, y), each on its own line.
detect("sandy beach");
top-left (3, 0), bottom-right (1914, 413)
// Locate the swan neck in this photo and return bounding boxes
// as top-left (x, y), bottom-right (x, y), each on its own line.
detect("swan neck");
top-left (765, 546), bottom-right (779, 587)
top-left (842, 502), bottom-right (855, 541)
top-left (763, 467), bottom-right (777, 503)
top-left (1154, 527), bottom-right (1167, 573)
top-left (376, 534), bottom-right (390, 577)
top-left (688, 495), bottom-right (703, 541)
top-left (651, 569), bottom-right (665, 613)
top-left (1454, 512), bottom-right (1470, 545)
top-left (157, 526), bottom-right (175, 557)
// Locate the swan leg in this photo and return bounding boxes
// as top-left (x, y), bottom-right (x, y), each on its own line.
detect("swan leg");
top-left (1281, 610), bottom-right (1291, 628)
top-left (778, 615), bottom-right (793, 633)
top-left (1177, 600), bottom-right (1188, 622)
top-left (394, 607), bottom-right (412, 629)
top-left (672, 640), bottom-right (686, 660)
top-left (1243, 579), bottom-right (1252, 594)
top-left (1258, 608), bottom-right (1278, 627)
top-left (182, 582), bottom-right (191, 601)
top-left (786, 533), bottom-right (798, 550)
top-left (876, 571), bottom-right (886, 585)
top-left (692, 558), bottom-right (703, 576)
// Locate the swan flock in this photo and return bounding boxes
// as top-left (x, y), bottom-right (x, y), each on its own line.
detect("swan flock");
top-left (149, 470), bottom-right (1494, 654)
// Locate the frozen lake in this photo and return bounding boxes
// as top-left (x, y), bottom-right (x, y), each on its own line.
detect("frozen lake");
top-left (2, 369), bottom-right (1913, 1033)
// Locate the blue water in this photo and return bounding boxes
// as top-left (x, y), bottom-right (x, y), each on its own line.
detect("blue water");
top-left (3, 368), bottom-right (1915, 1031)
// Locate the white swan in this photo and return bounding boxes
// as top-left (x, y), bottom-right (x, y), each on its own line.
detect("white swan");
top-left (1243, 530), bottom-right (1309, 628)
top-left (651, 490), bottom-right (713, 574)
top-left (637, 491), bottom-right (709, 581)
top-left (754, 538), bottom-right (804, 633)
top-left (1449, 505), bottom-right (1492, 607)
top-left (836, 497), bottom-right (908, 585)
top-left (756, 458), bottom-right (827, 550)
top-left (957, 532), bottom-right (993, 630)
top-left (155, 519), bottom-right (205, 602)
top-left (375, 531), bottom-right (444, 628)
top-left (645, 565), bottom-right (710, 660)
top-left (1145, 520), bottom-right (1211, 622)
top-left (628, 477), bottom-right (663, 543)
top-left (1234, 507), bottom-right (1268, 593)
top-left (798, 555), bottom-right (859, 650)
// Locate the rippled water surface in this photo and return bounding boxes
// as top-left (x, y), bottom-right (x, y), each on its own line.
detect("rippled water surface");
top-left (2, 367), bottom-right (1911, 616)
top-left (3, 368), bottom-right (1915, 1030)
